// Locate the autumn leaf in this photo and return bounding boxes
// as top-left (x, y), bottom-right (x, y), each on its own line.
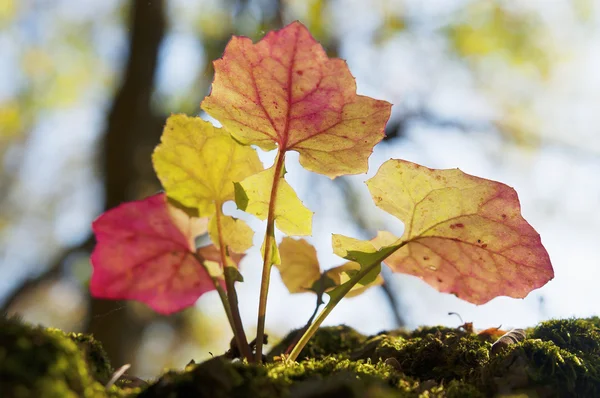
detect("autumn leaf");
top-left (90, 193), bottom-right (236, 314)
top-left (277, 237), bottom-right (383, 297)
top-left (348, 159), bottom-right (553, 305)
top-left (276, 237), bottom-right (322, 293)
top-left (208, 214), bottom-right (254, 254)
top-left (234, 165), bottom-right (313, 236)
top-left (152, 114), bottom-right (262, 253)
top-left (153, 114), bottom-right (262, 215)
top-left (201, 21), bottom-right (391, 179)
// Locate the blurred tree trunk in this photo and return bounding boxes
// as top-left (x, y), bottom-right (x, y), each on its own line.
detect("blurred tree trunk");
top-left (87, 0), bottom-right (166, 369)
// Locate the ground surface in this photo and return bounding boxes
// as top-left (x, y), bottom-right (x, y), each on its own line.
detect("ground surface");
top-left (2, 315), bottom-right (600, 397)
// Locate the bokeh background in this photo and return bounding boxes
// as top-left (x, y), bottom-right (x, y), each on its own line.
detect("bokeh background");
top-left (1, 0), bottom-right (599, 378)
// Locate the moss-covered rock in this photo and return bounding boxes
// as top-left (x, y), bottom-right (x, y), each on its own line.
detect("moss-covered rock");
top-left (137, 357), bottom-right (284, 398)
top-left (4, 316), bottom-right (600, 397)
top-left (531, 317), bottom-right (600, 356)
top-left (268, 325), bottom-right (366, 360)
top-left (351, 330), bottom-right (489, 382)
top-left (480, 338), bottom-right (599, 396)
top-left (477, 317), bottom-right (600, 397)
top-left (0, 314), bottom-right (117, 398)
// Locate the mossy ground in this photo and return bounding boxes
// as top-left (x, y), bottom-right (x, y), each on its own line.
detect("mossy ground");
top-left (0, 314), bottom-right (122, 398)
top-left (2, 316), bottom-right (600, 397)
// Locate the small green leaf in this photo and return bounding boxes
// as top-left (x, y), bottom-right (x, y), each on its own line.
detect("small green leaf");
top-left (325, 262), bottom-right (383, 299)
top-left (332, 234), bottom-right (402, 268)
top-left (234, 182), bottom-right (249, 211)
top-left (308, 273), bottom-right (337, 296)
top-left (224, 266), bottom-right (244, 283)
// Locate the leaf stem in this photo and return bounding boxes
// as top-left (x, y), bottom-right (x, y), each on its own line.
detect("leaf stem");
top-left (287, 242), bottom-right (407, 362)
top-left (255, 151), bottom-right (286, 362)
top-left (193, 250), bottom-right (234, 329)
top-left (214, 205), bottom-right (253, 363)
top-left (213, 278), bottom-right (234, 329)
top-left (284, 292), bottom-right (323, 355)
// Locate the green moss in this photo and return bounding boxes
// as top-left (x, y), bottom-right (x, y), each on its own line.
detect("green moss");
top-left (0, 315), bottom-right (114, 398)
top-left (53, 329), bottom-right (113, 385)
top-left (266, 356), bottom-right (398, 385)
top-left (584, 316), bottom-right (600, 329)
top-left (352, 329), bottom-right (489, 382)
top-left (268, 325), bottom-right (366, 360)
top-left (480, 337), bottom-right (600, 396)
top-left (282, 371), bottom-right (410, 398)
top-left (531, 317), bottom-right (600, 356)
top-left (444, 380), bottom-right (485, 398)
top-left (138, 354), bottom-right (442, 397)
top-left (349, 334), bottom-right (404, 361)
top-left (137, 357), bottom-right (284, 398)
top-left (405, 325), bottom-right (466, 340)
top-left (4, 317), bottom-right (600, 397)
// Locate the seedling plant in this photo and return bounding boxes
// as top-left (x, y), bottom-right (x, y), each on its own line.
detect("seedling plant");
top-left (90, 22), bottom-right (553, 364)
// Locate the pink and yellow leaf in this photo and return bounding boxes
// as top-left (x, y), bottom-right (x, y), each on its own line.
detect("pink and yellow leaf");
top-left (201, 21), bottom-right (391, 178)
top-left (365, 159), bottom-right (553, 304)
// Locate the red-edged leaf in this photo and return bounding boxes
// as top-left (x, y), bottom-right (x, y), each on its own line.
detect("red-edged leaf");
top-left (201, 21), bottom-right (392, 178)
top-left (365, 159), bottom-right (554, 304)
top-left (90, 193), bottom-right (225, 314)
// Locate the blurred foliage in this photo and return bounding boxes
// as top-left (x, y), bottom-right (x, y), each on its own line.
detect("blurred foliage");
top-left (573, 0), bottom-right (595, 23)
top-left (445, 1), bottom-right (557, 146)
top-left (448, 2), bottom-right (551, 76)
top-left (285, 0), bottom-right (329, 42)
top-left (0, 0), bottom-right (16, 26)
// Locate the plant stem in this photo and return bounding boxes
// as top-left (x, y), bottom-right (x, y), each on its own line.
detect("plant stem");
top-left (213, 278), bottom-right (234, 330)
top-left (214, 205), bottom-right (253, 362)
top-left (255, 151), bottom-right (286, 362)
top-left (193, 250), bottom-right (235, 330)
top-left (284, 293), bottom-right (323, 355)
top-left (287, 242), bottom-right (407, 362)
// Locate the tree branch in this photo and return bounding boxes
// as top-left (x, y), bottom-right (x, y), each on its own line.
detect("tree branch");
top-left (87, 0), bottom-right (166, 369)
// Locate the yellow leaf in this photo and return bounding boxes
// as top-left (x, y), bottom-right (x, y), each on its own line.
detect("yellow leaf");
top-left (153, 114), bottom-right (263, 217)
top-left (208, 213), bottom-right (254, 254)
top-left (367, 161), bottom-right (504, 242)
top-left (235, 165), bottom-right (313, 236)
top-left (331, 234), bottom-right (401, 269)
top-left (276, 237), bottom-right (382, 298)
top-left (370, 231), bottom-right (401, 249)
top-left (276, 237), bottom-right (322, 293)
top-left (153, 114), bottom-right (262, 253)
